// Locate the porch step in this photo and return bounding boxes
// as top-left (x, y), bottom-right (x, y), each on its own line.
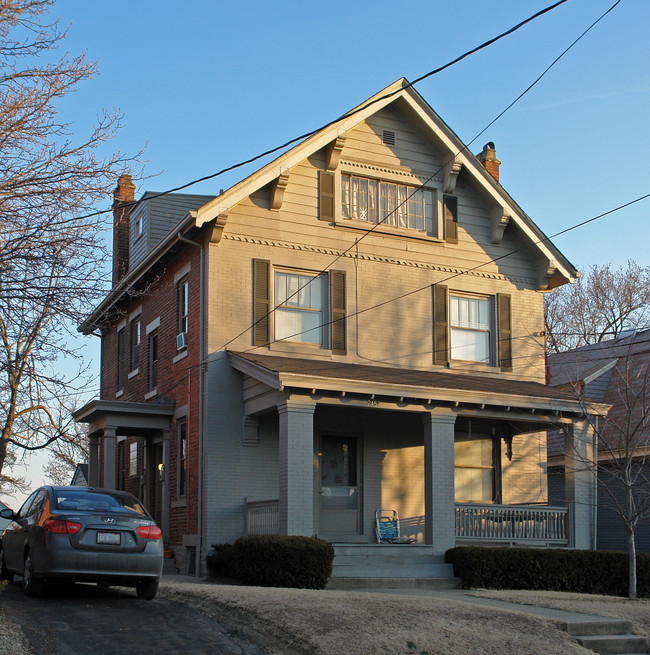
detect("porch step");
top-left (327, 576), bottom-right (460, 590)
top-left (331, 545), bottom-right (456, 579)
top-left (564, 618), bottom-right (649, 654)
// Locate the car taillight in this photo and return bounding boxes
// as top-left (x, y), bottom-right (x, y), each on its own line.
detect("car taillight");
top-left (44, 519), bottom-right (82, 535)
top-left (136, 525), bottom-right (162, 540)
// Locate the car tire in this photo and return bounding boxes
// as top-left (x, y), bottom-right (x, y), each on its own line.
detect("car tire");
top-left (0, 546), bottom-right (13, 582)
top-left (23, 552), bottom-right (44, 597)
top-left (135, 579), bottom-right (158, 600)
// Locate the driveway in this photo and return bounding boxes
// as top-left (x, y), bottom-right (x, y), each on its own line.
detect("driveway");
top-left (0, 580), bottom-right (269, 655)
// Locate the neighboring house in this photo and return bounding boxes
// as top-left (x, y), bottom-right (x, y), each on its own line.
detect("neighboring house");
top-left (73, 79), bottom-right (604, 578)
top-left (547, 329), bottom-right (650, 553)
top-left (70, 463), bottom-right (89, 486)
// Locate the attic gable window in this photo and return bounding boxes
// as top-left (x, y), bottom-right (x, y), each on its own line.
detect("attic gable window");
top-left (341, 174), bottom-right (434, 234)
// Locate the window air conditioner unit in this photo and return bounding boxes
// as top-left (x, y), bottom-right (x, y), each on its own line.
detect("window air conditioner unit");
top-left (176, 332), bottom-right (188, 351)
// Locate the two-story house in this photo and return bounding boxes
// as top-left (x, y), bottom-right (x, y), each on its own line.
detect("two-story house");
top-left (74, 79), bottom-right (605, 579)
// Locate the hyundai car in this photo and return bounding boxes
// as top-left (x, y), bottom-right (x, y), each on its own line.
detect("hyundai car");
top-left (0, 486), bottom-right (163, 599)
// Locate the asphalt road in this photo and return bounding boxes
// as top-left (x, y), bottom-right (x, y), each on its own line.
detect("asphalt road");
top-left (0, 580), bottom-right (270, 655)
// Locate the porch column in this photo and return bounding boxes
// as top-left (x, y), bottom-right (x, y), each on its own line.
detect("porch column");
top-left (423, 409), bottom-right (457, 556)
top-left (88, 434), bottom-right (100, 486)
top-left (102, 426), bottom-right (117, 489)
top-left (277, 399), bottom-right (316, 536)
top-left (161, 429), bottom-right (171, 542)
top-left (565, 418), bottom-right (596, 549)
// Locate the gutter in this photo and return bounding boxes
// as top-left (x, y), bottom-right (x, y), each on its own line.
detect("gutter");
top-left (176, 231), bottom-right (206, 578)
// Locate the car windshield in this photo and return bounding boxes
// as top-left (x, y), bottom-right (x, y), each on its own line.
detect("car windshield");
top-left (53, 490), bottom-right (147, 516)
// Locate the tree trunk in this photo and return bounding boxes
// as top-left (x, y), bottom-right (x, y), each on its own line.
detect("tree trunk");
top-left (627, 528), bottom-right (637, 600)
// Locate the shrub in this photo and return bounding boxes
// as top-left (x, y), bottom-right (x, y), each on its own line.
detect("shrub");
top-left (232, 536), bottom-right (334, 589)
top-left (206, 543), bottom-right (235, 578)
top-left (445, 546), bottom-right (650, 597)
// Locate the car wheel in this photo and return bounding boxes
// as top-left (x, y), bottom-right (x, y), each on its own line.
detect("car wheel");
top-left (0, 546), bottom-right (13, 582)
top-left (23, 552), bottom-right (44, 597)
top-left (135, 579), bottom-right (158, 600)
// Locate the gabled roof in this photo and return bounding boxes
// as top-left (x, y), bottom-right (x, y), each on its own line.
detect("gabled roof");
top-left (82, 78), bottom-right (578, 333)
top-left (547, 329), bottom-right (650, 459)
top-left (197, 78), bottom-right (578, 285)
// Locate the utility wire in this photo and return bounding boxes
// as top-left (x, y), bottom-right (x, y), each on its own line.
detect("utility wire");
top-left (32, 0), bottom-right (570, 232)
top-left (219, 0), bottom-right (624, 352)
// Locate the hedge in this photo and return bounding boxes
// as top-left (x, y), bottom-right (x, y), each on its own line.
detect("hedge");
top-left (207, 536), bottom-right (334, 589)
top-left (445, 546), bottom-right (650, 597)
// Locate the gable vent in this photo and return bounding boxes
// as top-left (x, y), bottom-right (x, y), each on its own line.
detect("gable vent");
top-left (382, 130), bottom-right (395, 145)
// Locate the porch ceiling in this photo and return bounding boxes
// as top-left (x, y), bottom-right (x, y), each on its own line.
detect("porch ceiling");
top-left (229, 351), bottom-right (608, 419)
top-left (73, 399), bottom-right (175, 437)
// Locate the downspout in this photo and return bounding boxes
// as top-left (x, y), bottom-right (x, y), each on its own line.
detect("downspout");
top-left (177, 231), bottom-right (205, 577)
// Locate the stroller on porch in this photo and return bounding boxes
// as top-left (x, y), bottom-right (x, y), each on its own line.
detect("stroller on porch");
top-left (375, 509), bottom-right (416, 544)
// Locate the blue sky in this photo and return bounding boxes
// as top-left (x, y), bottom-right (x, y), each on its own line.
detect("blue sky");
top-left (8, 0), bottom-right (650, 502)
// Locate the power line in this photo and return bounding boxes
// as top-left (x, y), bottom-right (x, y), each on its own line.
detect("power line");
top-left (31, 0), bottom-right (570, 233)
top-left (220, 0), bottom-right (625, 352)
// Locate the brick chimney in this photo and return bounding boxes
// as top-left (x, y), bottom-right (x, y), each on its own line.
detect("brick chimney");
top-left (112, 174), bottom-right (135, 284)
top-left (477, 142), bottom-right (501, 183)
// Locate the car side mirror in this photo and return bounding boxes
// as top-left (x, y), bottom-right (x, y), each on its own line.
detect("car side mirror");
top-left (0, 507), bottom-right (16, 520)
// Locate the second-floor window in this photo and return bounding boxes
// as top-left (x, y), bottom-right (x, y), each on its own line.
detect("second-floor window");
top-left (177, 277), bottom-right (189, 349)
top-left (130, 318), bottom-right (141, 371)
top-left (275, 270), bottom-right (325, 345)
top-left (117, 328), bottom-right (126, 389)
top-left (449, 295), bottom-right (491, 363)
top-left (148, 331), bottom-right (158, 391)
top-left (341, 174), bottom-right (435, 234)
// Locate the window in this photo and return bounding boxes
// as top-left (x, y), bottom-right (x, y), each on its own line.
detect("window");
top-left (449, 295), bottom-right (492, 363)
top-left (129, 442), bottom-right (138, 477)
top-left (274, 271), bottom-right (325, 344)
top-left (177, 277), bottom-right (189, 348)
top-left (178, 419), bottom-right (187, 498)
top-left (454, 434), bottom-right (497, 503)
top-left (135, 214), bottom-right (143, 238)
top-left (117, 328), bottom-right (126, 389)
top-left (341, 174), bottom-right (434, 234)
top-left (148, 331), bottom-right (158, 391)
top-left (130, 318), bottom-right (141, 371)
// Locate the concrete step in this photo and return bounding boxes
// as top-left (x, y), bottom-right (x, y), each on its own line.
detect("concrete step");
top-left (564, 620), bottom-right (634, 637)
top-left (327, 577), bottom-right (461, 590)
top-left (331, 545), bottom-right (454, 579)
top-left (162, 558), bottom-right (177, 574)
top-left (573, 633), bottom-right (648, 655)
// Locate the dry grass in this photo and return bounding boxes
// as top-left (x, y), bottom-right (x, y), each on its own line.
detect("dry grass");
top-left (158, 582), bottom-right (590, 655)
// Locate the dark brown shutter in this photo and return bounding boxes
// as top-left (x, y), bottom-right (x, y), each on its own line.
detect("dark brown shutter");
top-left (252, 259), bottom-right (270, 346)
top-left (319, 170), bottom-right (335, 221)
top-left (330, 270), bottom-right (346, 354)
top-left (433, 284), bottom-right (449, 366)
top-left (444, 194), bottom-right (458, 244)
top-left (497, 293), bottom-right (512, 371)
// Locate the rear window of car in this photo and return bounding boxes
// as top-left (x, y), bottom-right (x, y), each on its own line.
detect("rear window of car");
top-left (53, 490), bottom-right (148, 516)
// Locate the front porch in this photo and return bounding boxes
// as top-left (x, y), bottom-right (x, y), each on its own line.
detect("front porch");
top-left (247, 499), bottom-right (570, 547)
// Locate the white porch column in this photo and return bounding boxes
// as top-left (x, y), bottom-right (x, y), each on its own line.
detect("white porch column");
top-left (102, 426), bottom-right (117, 490)
top-left (161, 429), bottom-right (171, 542)
top-left (565, 418), bottom-right (596, 549)
top-left (88, 434), bottom-right (100, 486)
top-left (423, 409), bottom-right (457, 556)
top-left (277, 399), bottom-right (316, 536)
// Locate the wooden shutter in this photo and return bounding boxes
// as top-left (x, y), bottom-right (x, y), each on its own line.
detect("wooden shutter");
top-left (252, 259), bottom-right (270, 346)
top-left (433, 284), bottom-right (449, 366)
top-left (497, 293), bottom-right (512, 371)
top-left (319, 170), bottom-right (335, 221)
top-left (330, 270), bottom-right (346, 355)
top-left (444, 195), bottom-right (458, 244)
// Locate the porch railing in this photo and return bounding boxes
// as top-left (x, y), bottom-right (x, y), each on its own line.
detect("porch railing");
top-left (455, 503), bottom-right (569, 545)
top-left (245, 499), bottom-right (569, 545)
top-left (246, 499), bottom-right (280, 536)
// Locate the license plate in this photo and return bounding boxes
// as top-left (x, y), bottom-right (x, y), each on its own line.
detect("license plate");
top-left (97, 531), bottom-right (121, 545)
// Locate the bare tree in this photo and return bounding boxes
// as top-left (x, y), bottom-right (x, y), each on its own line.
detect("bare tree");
top-left (0, 0), bottom-right (142, 482)
top-left (551, 331), bottom-right (650, 599)
top-left (545, 261), bottom-right (650, 354)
